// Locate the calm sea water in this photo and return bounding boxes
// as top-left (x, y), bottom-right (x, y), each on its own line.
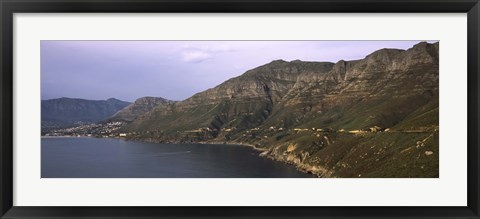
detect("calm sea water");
top-left (41, 137), bottom-right (314, 178)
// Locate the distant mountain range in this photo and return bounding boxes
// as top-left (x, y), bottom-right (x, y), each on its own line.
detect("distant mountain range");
top-left (42, 42), bottom-right (439, 177)
top-left (41, 98), bottom-right (131, 130)
top-left (41, 96), bottom-right (175, 130)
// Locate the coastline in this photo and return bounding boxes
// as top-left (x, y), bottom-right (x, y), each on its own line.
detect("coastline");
top-left (198, 141), bottom-right (266, 151)
top-left (199, 140), bottom-right (326, 177)
top-left (127, 137), bottom-right (321, 177)
top-left (42, 135), bottom-right (322, 177)
top-left (41, 135), bottom-right (93, 138)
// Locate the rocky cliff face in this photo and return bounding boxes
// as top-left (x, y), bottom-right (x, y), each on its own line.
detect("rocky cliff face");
top-left (110, 96), bottom-right (174, 122)
top-left (41, 97), bottom-right (130, 130)
top-left (127, 60), bottom-right (335, 133)
top-left (124, 42), bottom-right (439, 178)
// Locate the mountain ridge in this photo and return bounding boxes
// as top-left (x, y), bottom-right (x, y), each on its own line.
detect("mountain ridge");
top-left (121, 41), bottom-right (439, 177)
top-left (110, 96), bottom-right (176, 122)
top-left (41, 97), bottom-right (131, 130)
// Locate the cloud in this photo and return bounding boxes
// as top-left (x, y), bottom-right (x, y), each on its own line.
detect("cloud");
top-left (181, 50), bottom-right (212, 63)
top-left (180, 43), bottom-right (235, 63)
top-left (183, 44), bottom-right (234, 52)
top-left (208, 45), bottom-right (234, 52)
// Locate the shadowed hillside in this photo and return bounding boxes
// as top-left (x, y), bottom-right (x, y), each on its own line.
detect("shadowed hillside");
top-left (41, 97), bottom-right (130, 130)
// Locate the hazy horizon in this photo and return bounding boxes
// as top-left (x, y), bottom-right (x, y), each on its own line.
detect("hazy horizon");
top-left (41, 40), bottom-right (437, 102)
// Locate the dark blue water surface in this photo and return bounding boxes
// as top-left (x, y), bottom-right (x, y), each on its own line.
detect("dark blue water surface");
top-left (41, 137), bottom-right (313, 178)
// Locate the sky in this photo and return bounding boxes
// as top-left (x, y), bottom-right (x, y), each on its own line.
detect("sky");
top-left (41, 41), bottom-right (435, 102)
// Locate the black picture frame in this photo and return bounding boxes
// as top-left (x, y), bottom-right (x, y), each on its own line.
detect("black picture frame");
top-left (1, 0), bottom-right (479, 218)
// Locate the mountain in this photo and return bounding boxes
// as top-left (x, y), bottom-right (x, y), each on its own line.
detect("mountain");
top-left (41, 97), bottom-right (130, 130)
top-left (109, 96), bottom-right (175, 122)
top-left (123, 42), bottom-right (439, 178)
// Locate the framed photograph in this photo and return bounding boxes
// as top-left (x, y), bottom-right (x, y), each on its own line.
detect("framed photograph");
top-left (1, 0), bottom-right (479, 218)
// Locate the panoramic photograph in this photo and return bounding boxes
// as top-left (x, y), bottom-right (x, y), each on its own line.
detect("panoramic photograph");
top-left (41, 40), bottom-right (439, 178)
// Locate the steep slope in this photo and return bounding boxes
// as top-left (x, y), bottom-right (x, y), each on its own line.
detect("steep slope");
top-left (267, 42), bottom-right (439, 131)
top-left (124, 42), bottom-right (439, 177)
top-left (41, 97), bottom-right (130, 130)
top-left (127, 61), bottom-right (334, 135)
top-left (109, 96), bottom-right (174, 122)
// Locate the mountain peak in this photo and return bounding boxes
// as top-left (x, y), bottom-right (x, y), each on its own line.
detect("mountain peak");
top-left (270, 59), bottom-right (287, 64)
top-left (406, 41), bottom-right (438, 52)
top-left (107, 98), bottom-right (121, 102)
top-left (110, 96), bottom-right (174, 122)
top-left (365, 48), bottom-right (404, 60)
top-left (412, 41), bottom-right (429, 48)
